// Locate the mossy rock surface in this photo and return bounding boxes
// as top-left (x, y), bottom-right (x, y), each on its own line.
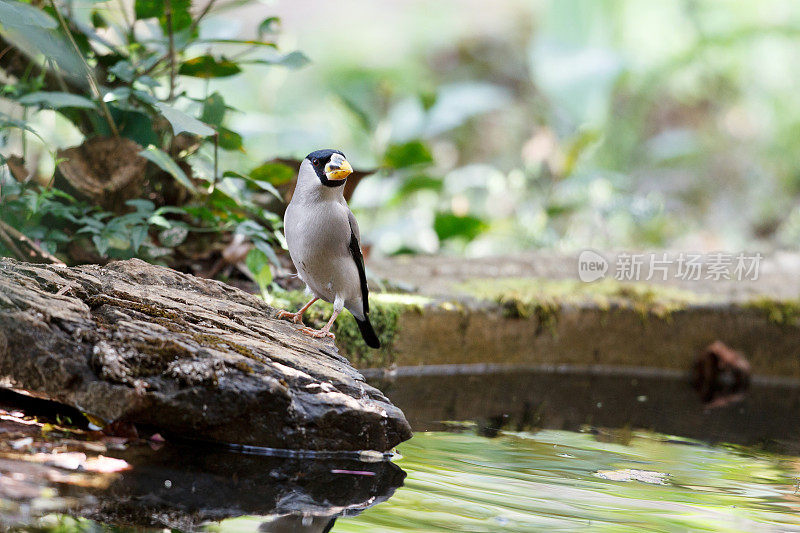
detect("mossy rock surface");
top-left (0, 258), bottom-right (411, 451)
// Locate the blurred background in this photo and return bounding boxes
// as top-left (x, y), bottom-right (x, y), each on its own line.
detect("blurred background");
top-left (2, 0), bottom-right (800, 276)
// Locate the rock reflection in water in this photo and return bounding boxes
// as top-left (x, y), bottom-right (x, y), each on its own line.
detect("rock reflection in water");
top-left (0, 389), bottom-right (405, 531)
top-left (78, 444), bottom-right (406, 531)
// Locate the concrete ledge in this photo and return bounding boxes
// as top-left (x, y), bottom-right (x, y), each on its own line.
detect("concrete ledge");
top-left (275, 253), bottom-right (800, 377)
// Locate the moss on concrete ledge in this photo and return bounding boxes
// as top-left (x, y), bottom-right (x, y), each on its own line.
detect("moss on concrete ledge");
top-left (745, 297), bottom-right (800, 327)
top-left (455, 278), bottom-right (711, 324)
top-left (269, 291), bottom-right (430, 367)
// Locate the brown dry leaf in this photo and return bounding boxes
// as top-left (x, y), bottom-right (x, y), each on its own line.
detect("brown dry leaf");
top-left (57, 137), bottom-right (147, 211)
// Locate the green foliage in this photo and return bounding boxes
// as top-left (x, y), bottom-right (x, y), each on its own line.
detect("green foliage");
top-left (249, 162), bottom-right (295, 186)
top-left (245, 248), bottom-right (273, 295)
top-left (0, 0), bottom-right (57, 30)
top-left (433, 213), bottom-right (488, 243)
top-left (139, 146), bottom-right (196, 192)
top-left (17, 91), bottom-right (97, 110)
top-left (383, 140), bottom-right (434, 169)
top-left (179, 55), bottom-right (242, 78)
top-left (0, 0), bottom-right (306, 268)
top-left (134, 0), bottom-right (192, 33)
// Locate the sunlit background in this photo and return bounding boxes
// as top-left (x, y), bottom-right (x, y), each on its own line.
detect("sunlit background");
top-left (223, 0), bottom-right (800, 255)
top-left (5, 0), bottom-right (800, 259)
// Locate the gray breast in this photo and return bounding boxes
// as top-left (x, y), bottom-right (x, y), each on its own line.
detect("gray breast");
top-left (285, 200), bottom-right (359, 305)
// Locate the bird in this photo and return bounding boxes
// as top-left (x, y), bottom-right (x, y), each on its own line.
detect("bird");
top-left (276, 149), bottom-right (381, 348)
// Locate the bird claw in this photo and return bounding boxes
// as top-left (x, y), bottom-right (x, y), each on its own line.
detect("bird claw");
top-left (299, 326), bottom-right (335, 340)
top-left (276, 310), bottom-right (304, 325)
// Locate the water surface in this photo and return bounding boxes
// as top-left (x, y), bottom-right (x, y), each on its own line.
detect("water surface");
top-left (5, 368), bottom-right (800, 532)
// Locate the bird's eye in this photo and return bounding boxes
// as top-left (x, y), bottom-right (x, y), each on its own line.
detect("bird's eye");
top-left (311, 158), bottom-right (319, 166)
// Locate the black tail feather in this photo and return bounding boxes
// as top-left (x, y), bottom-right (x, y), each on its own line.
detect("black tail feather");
top-left (355, 316), bottom-right (381, 348)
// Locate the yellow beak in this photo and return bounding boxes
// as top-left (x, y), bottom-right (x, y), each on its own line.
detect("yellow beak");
top-left (325, 158), bottom-right (353, 181)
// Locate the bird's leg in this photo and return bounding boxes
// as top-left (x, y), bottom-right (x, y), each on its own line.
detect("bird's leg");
top-left (300, 297), bottom-right (343, 340)
top-left (276, 297), bottom-right (318, 325)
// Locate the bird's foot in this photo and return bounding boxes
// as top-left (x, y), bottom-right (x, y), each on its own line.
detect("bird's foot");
top-left (299, 326), bottom-right (335, 340)
top-left (276, 310), bottom-right (305, 325)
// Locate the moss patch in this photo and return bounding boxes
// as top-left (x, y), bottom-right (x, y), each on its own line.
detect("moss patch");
top-left (746, 297), bottom-right (800, 327)
top-left (455, 278), bottom-right (711, 325)
top-left (269, 290), bottom-right (430, 366)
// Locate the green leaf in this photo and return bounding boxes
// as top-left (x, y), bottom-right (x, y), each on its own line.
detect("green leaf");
top-left (91, 10), bottom-right (108, 29)
top-left (200, 92), bottom-right (226, 126)
top-left (92, 235), bottom-right (109, 256)
top-left (245, 248), bottom-right (273, 291)
top-left (257, 16), bottom-right (280, 36)
top-left (398, 175), bottom-right (443, 195)
top-left (134, 0), bottom-right (161, 19)
top-left (129, 225), bottom-right (149, 253)
top-left (105, 107), bottom-right (159, 146)
top-left (0, 0), bottom-right (57, 30)
top-left (109, 60), bottom-right (136, 82)
top-left (224, 170), bottom-right (282, 201)
top-left (218, 127), bottom-right (243, 151)
top-left (249, 162), bottom-right (295, 186)
top-left (158, 226), bottom-right (188, 247)
top-left (383, 140), bottom-right (434, 169)
top-left (197, 38), bottom-right (276, 47)
top-left (139, 145), bottom-right (197, 193)
top-left (155, 102), bottom-right (214, 137)
top-left (179, 55), bottom-right (241, 78)
top-left (17, 91), bottom-right (96, 110)
top-left (125, 199), bottom-right (156, 213)
top-left (389, 174), bottom-right (443, 205)
top-left (246, 51), bottom-right (310, 69)
top-left (134, 0), bottom-right (191, 32)
top-left (433, 213), bottom-right (488, 243)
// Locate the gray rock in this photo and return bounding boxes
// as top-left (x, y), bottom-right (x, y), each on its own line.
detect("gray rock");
top-left (0, 258), bottom-right (411, 451)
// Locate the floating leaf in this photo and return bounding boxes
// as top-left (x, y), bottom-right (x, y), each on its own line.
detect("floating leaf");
top-left (383, 140), bottom-right (434, 169)
top-left (179, 55), bottom-right (241, 78)
top-left (0, 0), bottom-right (58, 30)
top-left (17, 91), bottom-right (97, 110)
top-left (155, 102), bottom-right (214, 137)
top-left (139, 145), bottom-right (197, 193)
top-left (433, 213), bottom-right (488, 242)
top-left (250, 162), bottom-right (295, 186)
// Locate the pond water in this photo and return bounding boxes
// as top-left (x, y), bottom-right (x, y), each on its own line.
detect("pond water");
top-left (3, 368), bottom-right (800, 532)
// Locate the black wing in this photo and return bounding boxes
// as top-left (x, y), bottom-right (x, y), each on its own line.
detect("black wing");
top-left (347, 211), bottom-right (369, 316)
